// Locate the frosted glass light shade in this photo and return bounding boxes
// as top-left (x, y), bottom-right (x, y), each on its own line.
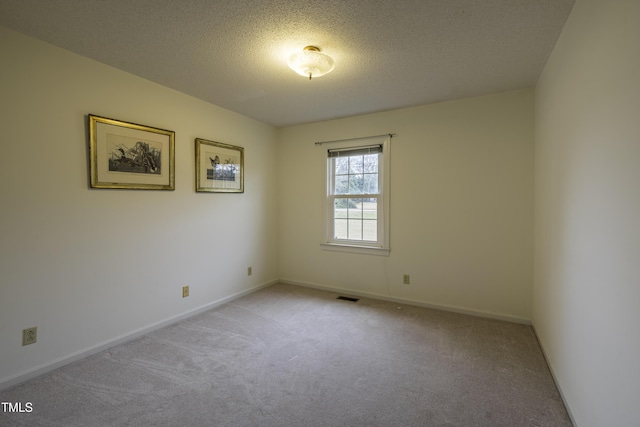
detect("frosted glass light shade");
top-left (288, 46), bottom-right (335, 80)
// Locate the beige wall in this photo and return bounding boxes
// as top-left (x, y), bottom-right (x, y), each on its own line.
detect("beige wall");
top-left (278, 90), bottom-right (534, 322)
top-left (0, 27), bottom-right (279, 387)
top-left (534, 0), bottom-right (640, 425)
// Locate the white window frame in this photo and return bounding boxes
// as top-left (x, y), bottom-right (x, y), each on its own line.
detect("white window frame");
top-left (320, 135), bottom-right (390, 256)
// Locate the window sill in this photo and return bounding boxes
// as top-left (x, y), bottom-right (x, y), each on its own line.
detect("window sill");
top-left (320, 243), bottom-right (390, 256)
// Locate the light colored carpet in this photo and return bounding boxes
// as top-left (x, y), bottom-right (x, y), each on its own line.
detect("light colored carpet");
top-left (0, 283), bottom-right (571, 426)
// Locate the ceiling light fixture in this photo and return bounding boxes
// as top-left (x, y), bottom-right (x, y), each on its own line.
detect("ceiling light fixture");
top-left (287, 46), bottom-right (335, 80)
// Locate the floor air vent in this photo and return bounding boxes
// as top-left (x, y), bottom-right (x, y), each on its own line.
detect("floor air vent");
top-left (336, 296), bottom-right (359, 302)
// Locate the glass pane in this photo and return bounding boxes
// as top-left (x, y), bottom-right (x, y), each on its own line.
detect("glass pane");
top-left (363, 173), bottom-right (378, 194)
top-left (334, 199), bottom-right (348, 218)
top-left (348, 174), bottom-right (364, 194)
top-left (362, 198), bottom-right (377, 220)
top-left (335, 157), bottom-right (348, 175)
top-left (363, 220), bottom-right (378, 241)
top-left (348, 219), bottom-right (362, 240)
top-left (334, 219), bottom-right (348, 239)
top-left (348, 198), bottom-right (363, 218)
top-left (349, 155), bottom-right (364, 174)
top-left (334, 175), bottom-right (349, 194)
top-left (363, 154), bottom-right (378, 173)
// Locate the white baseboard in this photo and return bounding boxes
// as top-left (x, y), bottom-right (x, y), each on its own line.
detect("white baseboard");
top-left (531, 324), bottom-right (577, 427)
top-left (0, 279), bottom-right (278, 392)
top-left (2, 278), bottom-right (531, 391)
top-left (280, 278), bottom-right (532, 325)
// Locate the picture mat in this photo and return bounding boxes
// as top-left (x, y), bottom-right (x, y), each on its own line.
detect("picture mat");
top-left (95, 121), bottom-right (171, 186)
top-left (199, 145), bottom-right (242, 190)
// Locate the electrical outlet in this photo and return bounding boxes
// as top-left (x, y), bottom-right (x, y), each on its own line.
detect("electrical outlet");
top-left (403, 274), bottom-right (410, 285)
top-left (247, 266), bottom-right (252, 276)
top-left (182, 285), bottom-right (189, 298)
top-left (22, 327), bottom-right (37, 346)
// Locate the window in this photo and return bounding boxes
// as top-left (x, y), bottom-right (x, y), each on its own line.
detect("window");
top-left (321, 135), bottom-right (390, 256)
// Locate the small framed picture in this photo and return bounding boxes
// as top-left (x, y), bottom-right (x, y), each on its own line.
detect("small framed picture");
top-left (195, 138), bottom-right (244, 193)
top-left (88, 114), bottom-right (175, 190)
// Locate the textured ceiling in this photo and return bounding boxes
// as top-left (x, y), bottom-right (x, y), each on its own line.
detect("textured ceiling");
top-left (0, 0), bottom-right (574, 127)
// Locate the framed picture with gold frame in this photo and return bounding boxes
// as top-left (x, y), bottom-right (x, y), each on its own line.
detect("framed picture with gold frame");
top-left (89, 114), bottom-right (175, 190)
top-left (195, 138), bottom-right (244, 193)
